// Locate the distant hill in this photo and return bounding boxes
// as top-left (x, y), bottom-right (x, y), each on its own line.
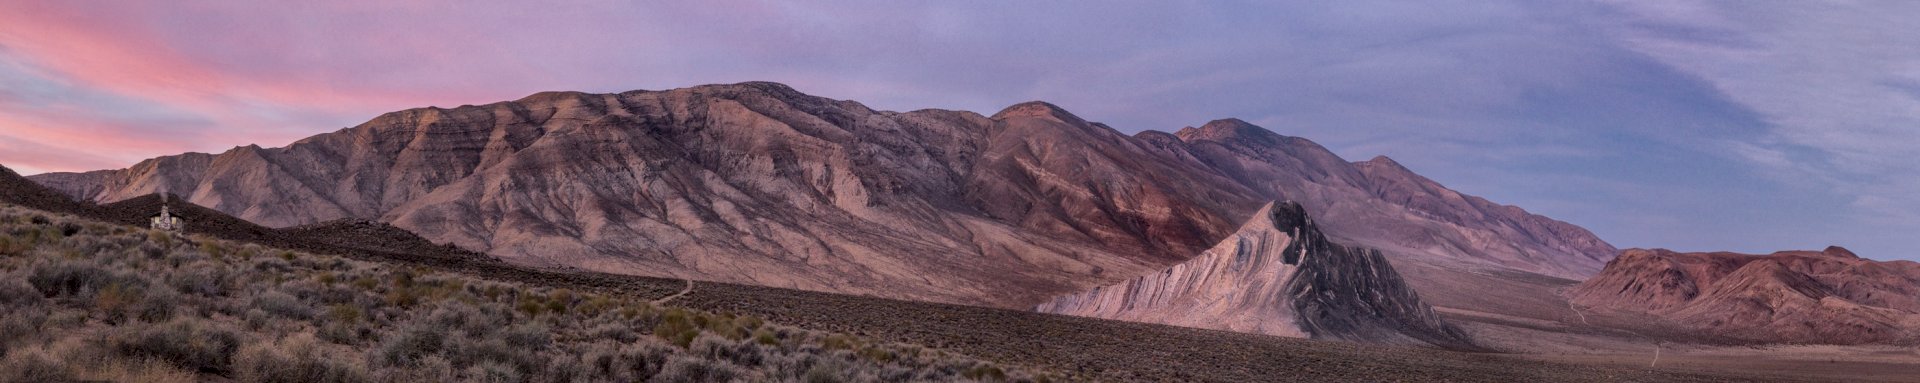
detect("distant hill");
top-left (1570, 247), bottom-right (1920, 344)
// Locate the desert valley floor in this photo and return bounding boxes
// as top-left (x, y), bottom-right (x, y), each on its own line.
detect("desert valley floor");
top-left (4, 200), bottom-right (1917, 382)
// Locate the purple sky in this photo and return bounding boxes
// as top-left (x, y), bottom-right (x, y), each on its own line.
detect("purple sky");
top-left (2, 1), bottom-right (1916, 261)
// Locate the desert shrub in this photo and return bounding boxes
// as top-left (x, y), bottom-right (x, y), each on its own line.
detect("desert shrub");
top-left (821, 333), bottom-right (859, 351)
top-left (654, 354), bottom-right (745, 383)
top-left (479, 284), bottom-right (506, 301)
top-left (317, 321), bottom-right (368, 346)
top-left (146, 230), bottom-right (174, 248)
top-left (962, 362), bottom-right (1008, 382)
top-left (0, 206), bottom-right (1051, 382)
top-left (464, 359), bottom-right (523, 383)
top-left (137, 287), bottom-right (181, 322)
top-left (27, 260), bottom-right (120, 298)
top-left (106, 318), bottom-right (241, 373)
top-left (234, 334), bottom-right (370, 383)
top-left (502, 322), bottom-right (552, 350)
top-left (420, 303), bottom-right (512, 336)
top-left (253, 290), bottom-right (314, 320)
top-left (350, 276), bottom-right (379, 290)
top-left (692, 332), bottom-right (769, 368)
top-left (0, 277), bottom-right (45, 309)
top-left (280, 278), bottom-right (348, 303)
top-left (753, 328), bottom-right (781, 346)
top-left (0, 307), bottom-right (48, 349)
top-left (0, 235), bottom-right (30, 256)
top-left (327, 304), bottom-right (366, 324)
top-left (252, 256), bottom-right (292, 273)
top-left (654, 309), bottom-right (702, 348)
top-left (167, 261), bottom-right (232, 297)
top-left (586, 323), bottom-right (640, 344)
top-left (515, 295), bottom-right (547, 317)
top-left (856, 345), bottom-right (897, 364)
top-left (92, 281), bottom-right (135, 319)
top-left (94, 280), bottom-right (177, 324)
top-left (445, 337), bottom-right (544, 377)
top-left (577, 295), bottom-right (614, 316)
top-left (385, 287), bottom-right (421, 308)
top-left (802, 357), bottom-right (883, 383)
top-left (0, 348), bottom-right (71, 383)
top-left (199, 241), bottom-right (228, 259)
top-left (575, 340), bottom-right (670, 381)
top-left (374, 321), bottom-right (448, 366)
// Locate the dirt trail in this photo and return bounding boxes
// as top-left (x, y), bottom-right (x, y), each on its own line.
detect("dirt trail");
top-left (653, 278), bottom-right (694, 305)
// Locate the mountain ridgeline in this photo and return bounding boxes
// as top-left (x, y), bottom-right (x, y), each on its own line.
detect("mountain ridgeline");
top-left (28, 82), bottom-right (1614, 308)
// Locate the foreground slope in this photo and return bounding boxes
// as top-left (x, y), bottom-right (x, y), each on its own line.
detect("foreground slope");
top-left (1038, 201), bottom-right (1475, 349)
top-left (29, 82), bottom-right (1614, 307)
top-left (0, 204), bottom-right (1043, 382)
top-left (1570, 247), bottom-right (1920, 344)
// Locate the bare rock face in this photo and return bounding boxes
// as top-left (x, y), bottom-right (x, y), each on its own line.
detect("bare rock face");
top-left (1570, 248), bottom-right (1920, 344)
top-left (27, 82), bottom-right (1613, 308)
top-left (1037, 201), bottom-right (1476, 349)
top-left (1165, 119), bottom-right (1614, 278)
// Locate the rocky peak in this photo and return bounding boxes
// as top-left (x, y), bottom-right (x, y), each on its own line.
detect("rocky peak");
top-left (990, 101), bottom-right (1089, 125)
top-left (1359, 155), bottom-right (1410, 172)
top-left (514, 90), bottom-right (594, 105)
top-left (1174, 118), bottom-right (1281, 145)
top-left (1822, 246), bottom-right (1861, 259)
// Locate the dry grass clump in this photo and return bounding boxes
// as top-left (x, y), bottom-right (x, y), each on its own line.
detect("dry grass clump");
top-left (0, 205), bottom-right (1046, 382)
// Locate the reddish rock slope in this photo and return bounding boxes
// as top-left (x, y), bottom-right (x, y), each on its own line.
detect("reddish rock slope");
top-left (1570, 247), bottom-right (1920, 344)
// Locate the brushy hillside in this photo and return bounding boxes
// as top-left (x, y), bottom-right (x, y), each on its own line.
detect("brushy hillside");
top-left (0, 205), bottom-right (1045, 382)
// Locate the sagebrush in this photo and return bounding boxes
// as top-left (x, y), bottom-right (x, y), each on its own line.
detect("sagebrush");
top-left (0, 205), bottom-right (1047, 382)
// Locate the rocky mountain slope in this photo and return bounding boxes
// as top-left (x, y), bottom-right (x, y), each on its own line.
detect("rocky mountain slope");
top-left (1037, 201), bottom-right (1476, 349)
top-left (27, 82), bottom-right (1613, 307)
top-left (1569, 247), bottom-right (1920, 344)
top-left (1, 164), bottom-right (497, 268)
top-left (1173, 120), bottom-right (1615, 278)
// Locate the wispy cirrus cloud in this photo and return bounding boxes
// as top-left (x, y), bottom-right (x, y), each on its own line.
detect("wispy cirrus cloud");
top-left (1598, 1), bottom-right (1920, 253)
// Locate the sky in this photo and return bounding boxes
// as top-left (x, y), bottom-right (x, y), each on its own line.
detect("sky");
top-left (1, 1), bottom-right (1915, 261)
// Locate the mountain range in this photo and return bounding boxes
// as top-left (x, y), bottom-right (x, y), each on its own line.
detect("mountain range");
top-left (27, 82), bottom-right (1614, 309)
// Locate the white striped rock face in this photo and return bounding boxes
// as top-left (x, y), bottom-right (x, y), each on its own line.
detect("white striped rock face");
top-left (1038, 201), bottom-right (1476, 349)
